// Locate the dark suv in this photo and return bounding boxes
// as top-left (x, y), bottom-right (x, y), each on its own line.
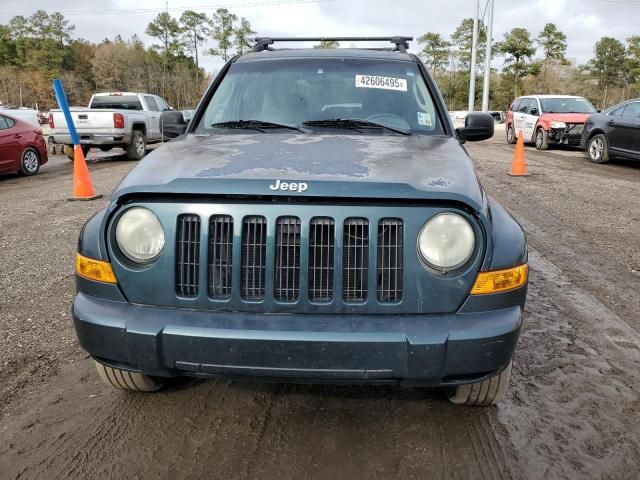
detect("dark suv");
top-left (72, 37), bottom-right (528, 406)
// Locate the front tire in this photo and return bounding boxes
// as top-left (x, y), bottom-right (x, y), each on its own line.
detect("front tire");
top-left (126, 130), bottom-right (146, 161)
top-left (506, 125), bottom-right (517, 144)
top-left (449, 361), bottom-right (512, 406)
top-left (19, 147), bottom-right (40, 176)
top-left (587, 134), bottom-right (610, 164)
top-left (534, 128), bottom-right (549, 150)
top-left (95, 361), bottom-right (163, 392)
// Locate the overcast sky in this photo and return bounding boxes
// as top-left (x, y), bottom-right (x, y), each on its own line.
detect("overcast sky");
top-left (1, 0), bottom-right (639, 73)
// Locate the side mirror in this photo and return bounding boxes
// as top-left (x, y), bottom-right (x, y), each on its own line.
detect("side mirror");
top-left (456, 112), bottom-right (494, 143)
top-left (160, 111), bottom-right (187, 139)
top-left (530, 108), bottom-right (539, 116)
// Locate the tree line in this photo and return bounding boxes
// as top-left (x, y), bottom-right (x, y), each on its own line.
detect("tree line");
top-left (0, 10), bottom-right (638, 112)
top-left (418, 20), bottom-right (640, 111)
top-left (0, 9), bottom-right (255, 110)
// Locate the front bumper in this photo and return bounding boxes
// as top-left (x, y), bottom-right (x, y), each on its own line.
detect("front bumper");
top-left (548, 124), bottom-right (585, 146)
top-left (72, 292), bottom-right (522, 386)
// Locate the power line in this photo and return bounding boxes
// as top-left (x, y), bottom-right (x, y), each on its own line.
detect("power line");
top-left (0, 0), bottom-right (334, 18)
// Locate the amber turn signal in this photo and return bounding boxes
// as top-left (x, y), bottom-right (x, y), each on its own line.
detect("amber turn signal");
top-left (76, 253), bottom-right (118, 284)
top-left (470, 264), bottom-right (528, 295)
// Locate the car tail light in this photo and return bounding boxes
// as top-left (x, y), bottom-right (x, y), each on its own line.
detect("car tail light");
top-left (113, 113), bottom-right (125, 129)
top-left (48, 113), bottom-right (54, 128)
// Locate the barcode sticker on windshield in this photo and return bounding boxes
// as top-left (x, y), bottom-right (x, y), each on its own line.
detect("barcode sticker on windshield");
top-left (355, 75), bottom-right (407, 92)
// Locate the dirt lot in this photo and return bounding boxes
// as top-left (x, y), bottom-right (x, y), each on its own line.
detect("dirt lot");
top-left (1, 135), bottom-right (639, 479)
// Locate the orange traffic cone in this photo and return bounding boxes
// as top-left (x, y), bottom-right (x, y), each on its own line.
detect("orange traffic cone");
top-left (68, 145), bottom-right (102, 201)
top-left (508, 130), bottom-right (529, 176)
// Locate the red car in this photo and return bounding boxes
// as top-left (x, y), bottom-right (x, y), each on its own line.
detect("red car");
top-left (505, 95), bottom-right (597, 150)
top-left (0, 113), bottom-right (48, 176)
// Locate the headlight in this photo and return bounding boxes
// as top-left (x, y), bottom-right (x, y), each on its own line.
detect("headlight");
top-left (418, 213), bottom-right (475, 271)
top-left (115, 207), bottom-right (165, 263)
top-left (550, 121), bottom-right (566, 129)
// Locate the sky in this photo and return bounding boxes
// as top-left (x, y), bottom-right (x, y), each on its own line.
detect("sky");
top-left (1, 0), bottom-right (639, 73)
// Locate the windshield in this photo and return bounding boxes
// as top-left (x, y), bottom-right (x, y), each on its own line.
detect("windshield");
top-left (540, 97), bottom-right (596, 114)
top-left (196, 58), bottom-right (443, 135)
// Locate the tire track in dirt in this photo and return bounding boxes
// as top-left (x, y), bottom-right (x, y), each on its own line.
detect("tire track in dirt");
top-left (498, 248), bottom-right (640, 479)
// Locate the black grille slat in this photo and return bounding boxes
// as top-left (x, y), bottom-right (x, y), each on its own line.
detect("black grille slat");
top-left (309, 217), bottom-right (335, 302)
top-left (274, 217), bottom-right (301, 301)
top-left (241, 216), bottom-right (267, 300)
top-left (176, 214), bottom-right (200, 297)
top-left (377, 219), bottom-right (403, 302)
top-left (343, 218), bottom-right (369, 303)
top-left (208, 215), bottom-right (233, 299)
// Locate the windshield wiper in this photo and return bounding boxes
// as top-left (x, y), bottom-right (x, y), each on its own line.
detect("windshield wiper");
top-left (210, 120), bottom-right (306, 133)
top-left (302, 118), bottom-right (411, 135)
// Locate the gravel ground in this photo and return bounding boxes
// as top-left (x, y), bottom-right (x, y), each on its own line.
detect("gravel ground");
top-left (0, 137), bottom-right (639, 479)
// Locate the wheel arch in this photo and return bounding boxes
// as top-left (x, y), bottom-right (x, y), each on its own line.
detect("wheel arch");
top-left (131, 122), bottom-right (146, 136)
top-left (532, 121), bottom-right (547, 143)
top-left (586, 127), bottom-right (606, 142)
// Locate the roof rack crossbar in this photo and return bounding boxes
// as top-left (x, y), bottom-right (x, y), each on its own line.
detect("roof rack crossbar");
top-left (252, 36), bottom-right (413, 53)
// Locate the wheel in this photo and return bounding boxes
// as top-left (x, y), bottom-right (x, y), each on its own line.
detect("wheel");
top-left (506, 125), bottom-right (516, 144)
top-left (19, 147), bottom-right (40, 176)
top-left (587, 134), bottom-right (610, 164)
top-left (94, 361), bottom-right (163, 392)
top-left (449, 361), bottom-right (512, 406)
top-left (534, 128), bottom-right (549, 150)
top-left (126, 130), bottom-right (146, 160)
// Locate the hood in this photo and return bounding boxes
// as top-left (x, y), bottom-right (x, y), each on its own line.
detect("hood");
top-left (114, 133), bottom-right (484, 211)
top-left (541, 112), bottom-right (591, 123)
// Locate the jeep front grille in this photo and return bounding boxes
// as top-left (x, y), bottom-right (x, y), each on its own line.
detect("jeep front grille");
top-left (176, 214), bottom-right (201, 297)
top-left (241, 216), bottom-right (267, 301)
top-left (208, 215), bottom-right (233, 299)
top-left (174, 215), bottom-right (403, 305)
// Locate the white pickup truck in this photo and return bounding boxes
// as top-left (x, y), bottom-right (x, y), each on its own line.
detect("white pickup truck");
top-left (49, 92), bottom-right (172, 160)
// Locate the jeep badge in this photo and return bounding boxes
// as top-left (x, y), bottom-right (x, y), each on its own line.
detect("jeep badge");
top-left (269, 180), bottom-right (308, 193)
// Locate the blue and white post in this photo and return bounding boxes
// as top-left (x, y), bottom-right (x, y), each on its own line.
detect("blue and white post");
top-left (52, 79), bottom-right (101, 200)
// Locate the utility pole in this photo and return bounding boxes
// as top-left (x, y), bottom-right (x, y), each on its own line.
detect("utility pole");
top-left (481, 0), bottom-right (494, 112)
top-left (162, 1), bottom-right (168, 100)
top-left (468, 0), bottom-right (480, 112)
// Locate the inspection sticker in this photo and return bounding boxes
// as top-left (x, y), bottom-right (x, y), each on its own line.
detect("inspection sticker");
top-left (417, 112), bottom-right (432, 127)
top-left (355, 75), bottom-right (407, 92)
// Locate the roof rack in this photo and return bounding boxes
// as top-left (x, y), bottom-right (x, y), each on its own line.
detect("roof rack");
top-left (252, 36), bottom-right (413, 53)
